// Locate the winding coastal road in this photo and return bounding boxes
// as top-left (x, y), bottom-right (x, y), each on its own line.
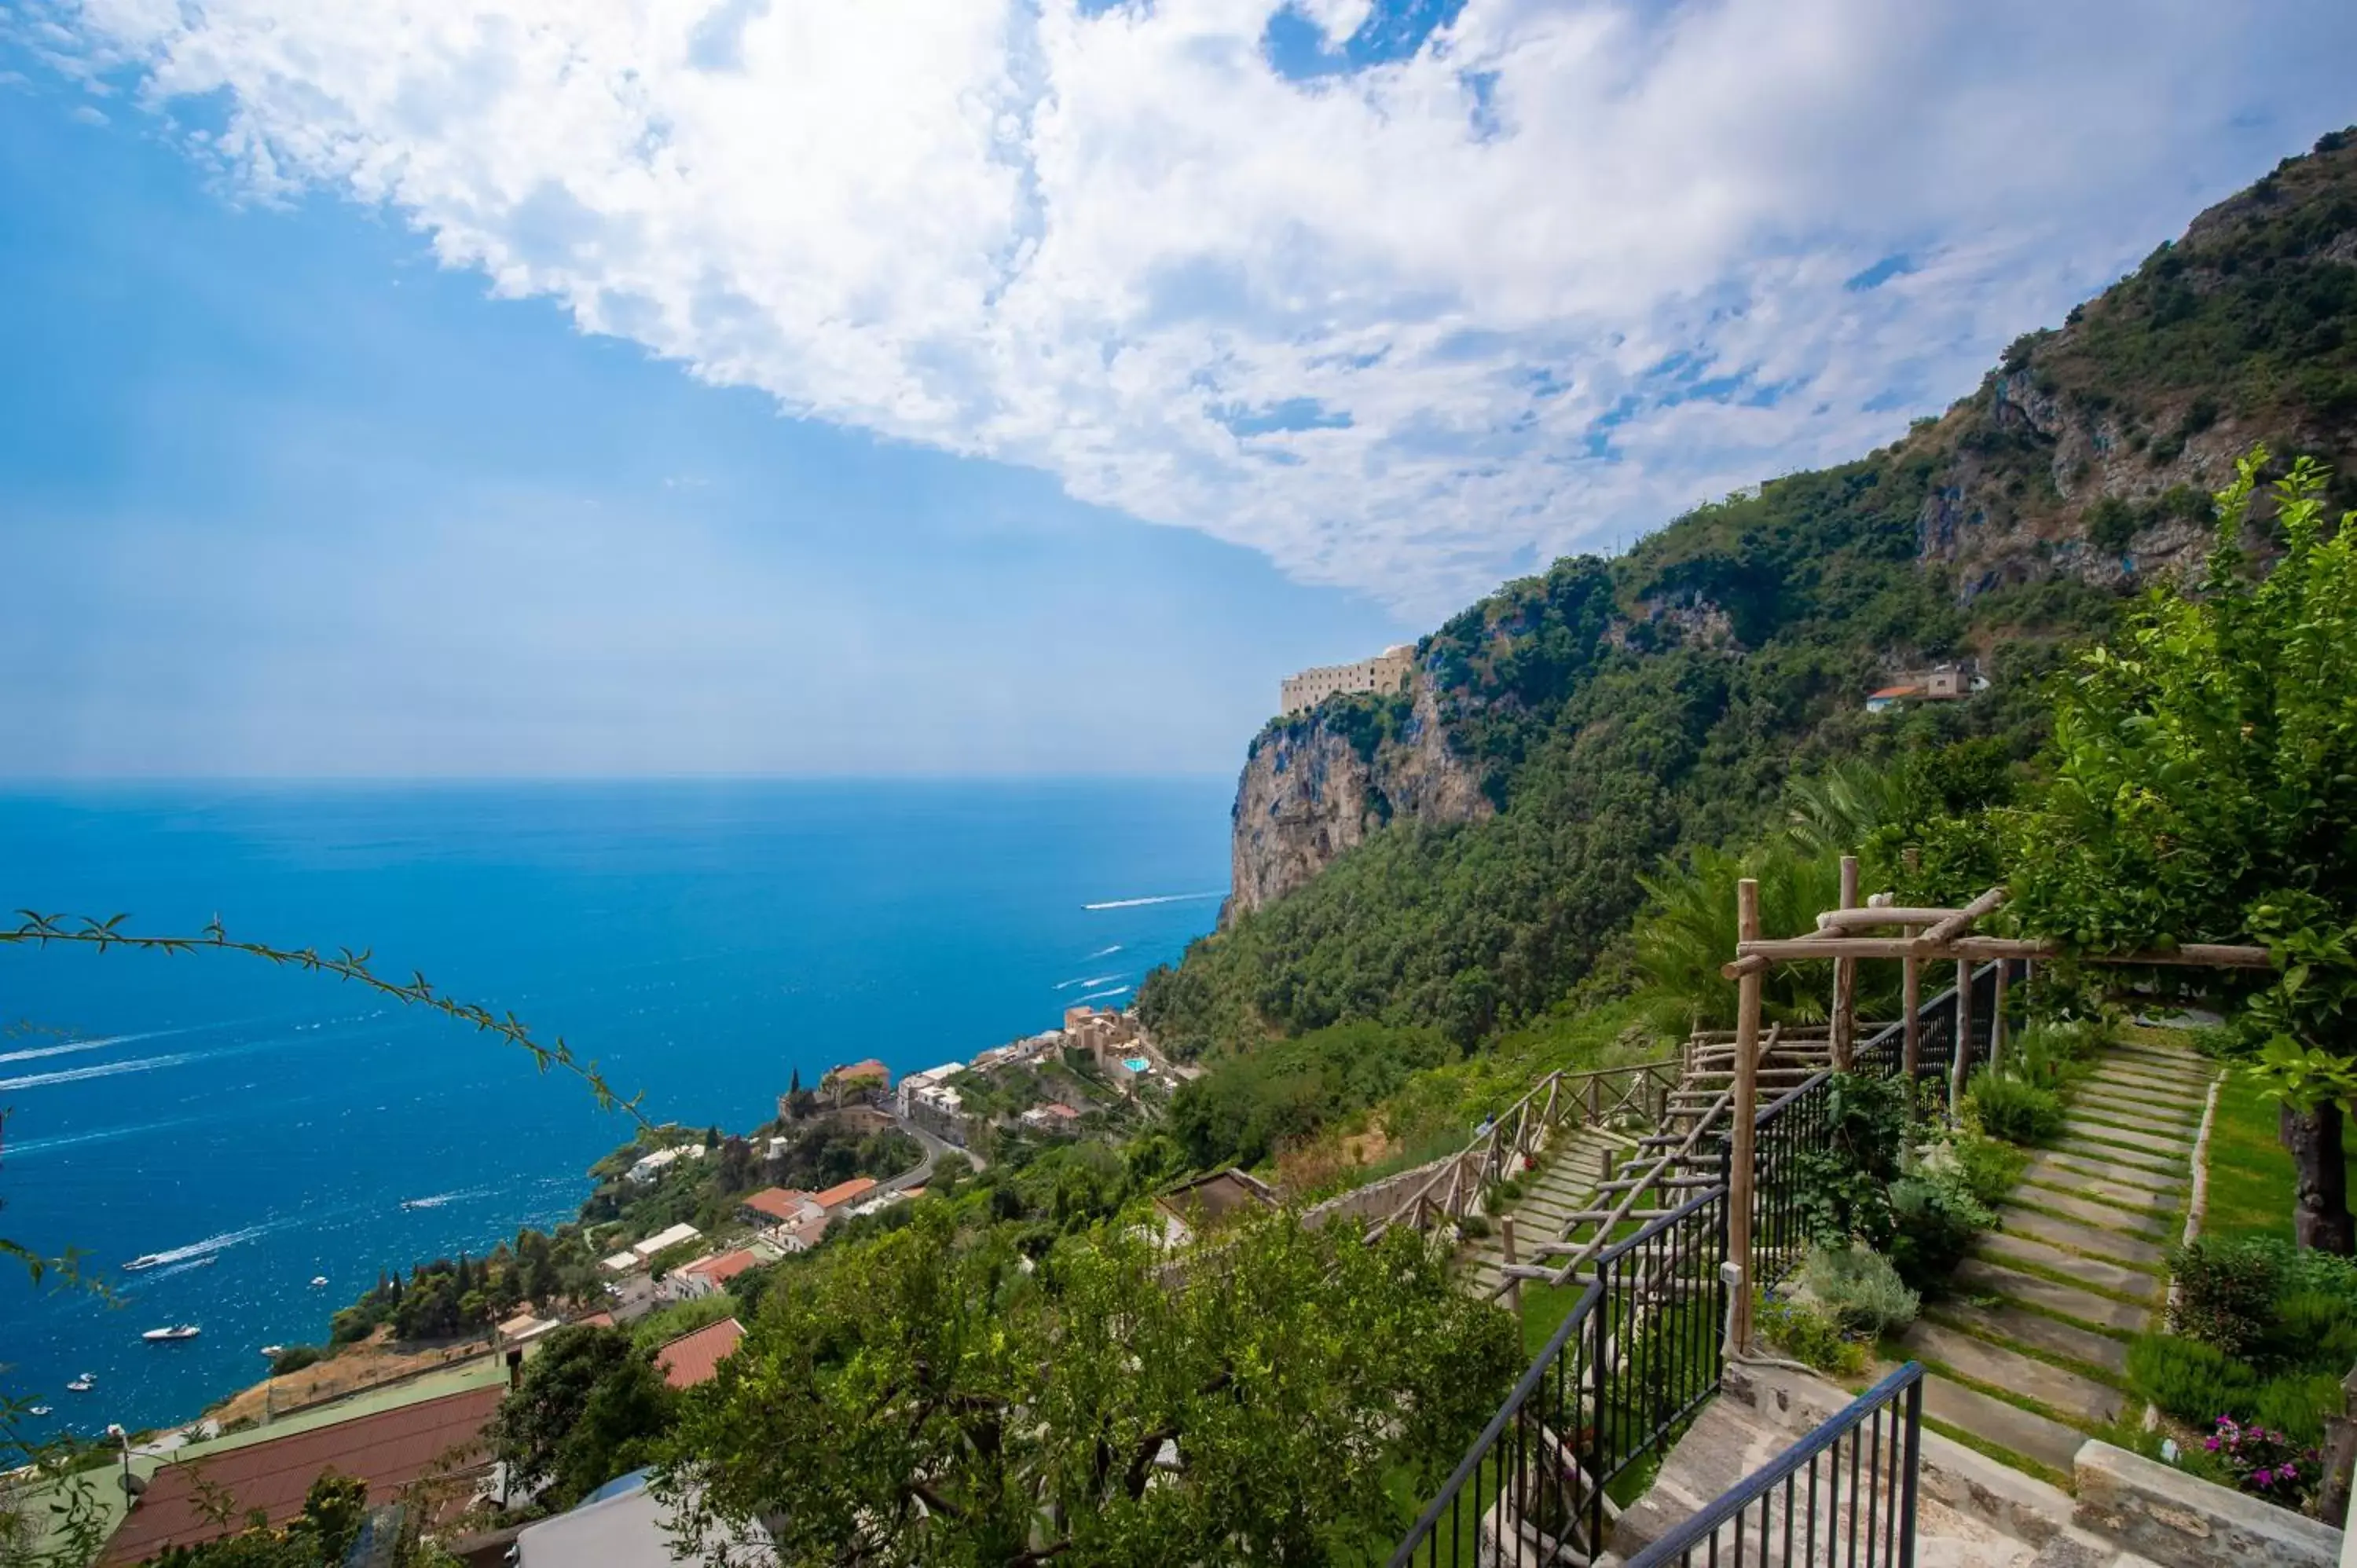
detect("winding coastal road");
top-left (883, 1117), bottom-right (982, 1192)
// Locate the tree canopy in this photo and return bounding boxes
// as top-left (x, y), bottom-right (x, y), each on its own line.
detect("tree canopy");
top-left (658, 1206), bottom-right (1520, 1566)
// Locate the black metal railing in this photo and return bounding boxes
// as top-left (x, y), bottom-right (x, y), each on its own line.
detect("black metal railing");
top-left (1387, 1186), bottom-right (1730, 1567)
top-left (1623, 1362), bottom-right (1926, 1568)
top-left (1392, 962), bottom-right (2011, 1564)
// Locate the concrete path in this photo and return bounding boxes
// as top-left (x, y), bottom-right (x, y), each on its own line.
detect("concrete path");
top-left (1898, 1035), bottom-right (2214, 1482)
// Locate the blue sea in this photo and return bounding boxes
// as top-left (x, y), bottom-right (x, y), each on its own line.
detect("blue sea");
top-left (0, 780), bottom-right (1230, 1438)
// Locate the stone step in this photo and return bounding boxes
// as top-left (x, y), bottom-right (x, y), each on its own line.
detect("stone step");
top-left (1926, 1302), bottom-right (2130, 1376)
top-left (2085, 1068), bottom-right (2205, 1104)
top-left (2025, 1149), bottom-right (2183, 1195)
top-left (1948, 1258), bottom-right (2153, 1335)
top-left (1997, 1207), bottom-right (2169, 1269)
top-left (2074, 1094), bottom-right (2197, 1131)
top-left (1975, 1232), bottom-right (2162, 1300)
top-left (1921, 1375), bottom-right (2091, 1477)
top-left (1902, 1321), bottom-right (2124, 1425)
top-left (2017, 1171), bottom-right (2179, 1218)
top-left (1608, 1394), bottom-right (1791, 1561)
top-left (2074, 1098), bottom-right (2197, 1136)
top-left (2007, 1186), bottom-right (2171, 1238)
top-left (2054, 1137), bottom-right (2184, 1177)
top-left (2106, 1042), bottom-right (2205, 1067)
top-left (2055, 1120), bottom-right (2190, 1159)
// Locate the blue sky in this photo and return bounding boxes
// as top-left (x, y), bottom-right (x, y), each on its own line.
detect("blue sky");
top-left (2, 0), bottom-right (2352, 777)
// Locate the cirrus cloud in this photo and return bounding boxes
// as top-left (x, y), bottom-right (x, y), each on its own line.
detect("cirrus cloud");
top-left (26, 0), bottom-right (2357, 612)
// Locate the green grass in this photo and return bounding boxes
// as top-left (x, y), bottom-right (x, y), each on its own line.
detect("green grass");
top-left (2201, 1071), bottom-right (2357, 1247)
top-left (1919, 1413), bottom-right (2073, 1491)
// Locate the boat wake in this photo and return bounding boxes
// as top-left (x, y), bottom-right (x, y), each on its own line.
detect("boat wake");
top-left (1086, 944), bottom-right (1124, 958)
top-left (123, 1222), bottom-right (279, 1273)
top-left (399, 1188), bottom-right (489, 1211)
top-left (1074, 984), bottom-right (1135, 1005)
top-left (0, 1028), bottom-right (184, 1067)
top-left (0, 1050), bottom-right (210, 1093)
top-left (1054, 973), bottom-right (1127, 991)
top-left (5, 1116), bottom-right (203, 1159)
top-left (1082, 891), bottom-right (1223, 911)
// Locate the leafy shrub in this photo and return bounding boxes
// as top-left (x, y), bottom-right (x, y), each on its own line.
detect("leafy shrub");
top-left (2128, 1333), bottom-right (2260, 1426)
top-left (2259, 1291), bottom-right (2357, 1375)
top-left (2205, 1416), bottom-right (2322, 1510)
top-left (2251, 1371), bottom-right (2345, 1449)
top-left (2168, 1239), bottom-right (2286, 1357)
top-left (1800, 1243), bottom-right (1919, 1337)
top-left (2084, 496), bottom-right (2140, 552)
top-left (1948, 1134), bottom-right (2027, 1209)
top-left (269, 1344), bottom-right (328, 1377)
top-left (1966, 1070), bottom-right (2065, 1145)
top-left (2005, 1020), bottom-right (2102, 1093)
top-left (1888, 1172), bottom-right (1993, 1291)
top-left (1758, 1291), bottom-right (1867, 1376)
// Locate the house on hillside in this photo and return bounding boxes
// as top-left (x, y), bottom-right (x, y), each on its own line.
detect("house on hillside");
top-left (811, 1177), bottom-right (878, 1214)
top-left (819, 1058), bottom-right (891, 1107)
top-left (629, 1222), bottom-right (702, 1263)
top-left (654, 1317), bottom-right (746, 1390)
top-left (1865, 662), bottom-right (1986, 712)
top-left (739, 1187), bottom-right (818, 1231)
top-left (625, 1145), bottom-right (706, 1185)
top-left (1020, 1102), bottom-right (1083, 1136)
top-left (664, 1248), bottom-right (761, 1302)
top-left (1149, 1169), bottom-right (1278, 1248)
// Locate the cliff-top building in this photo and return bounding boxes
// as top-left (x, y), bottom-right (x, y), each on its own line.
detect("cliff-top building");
top-left (1279, 645), bottom-right (1415, 716)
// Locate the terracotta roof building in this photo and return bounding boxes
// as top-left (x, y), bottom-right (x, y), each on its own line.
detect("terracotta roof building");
top-left (811, 1177), bottom-right (878, 1213)
top-left (100, 1385), bottom-right (500, 1565)
top-left (739, 1187), bottom-right (815, 1225)
top-left (654, 1317), bottom-right (746, 1390)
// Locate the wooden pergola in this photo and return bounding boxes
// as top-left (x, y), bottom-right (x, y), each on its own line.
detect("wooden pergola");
top-left (1715, 857), bottom-right (2274, 1350)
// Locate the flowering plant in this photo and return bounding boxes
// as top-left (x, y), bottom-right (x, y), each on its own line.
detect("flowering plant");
top-left (2205, 1416), bottom-right (2322, 1508)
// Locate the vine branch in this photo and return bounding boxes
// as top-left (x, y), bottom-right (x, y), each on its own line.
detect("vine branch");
top-left (4, 911), bottom-right (648, 1126)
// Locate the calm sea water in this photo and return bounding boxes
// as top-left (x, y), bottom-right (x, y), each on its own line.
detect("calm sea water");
top-left (0, 780), bottom-right (1230, 1437)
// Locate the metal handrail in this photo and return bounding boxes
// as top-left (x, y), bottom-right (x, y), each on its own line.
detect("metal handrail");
top-left (1623, 1362), bottom-right (1926, 1568)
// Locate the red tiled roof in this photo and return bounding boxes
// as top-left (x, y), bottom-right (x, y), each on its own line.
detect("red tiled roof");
top-left (1868, 685), bottom-right (1922, 699)
top-left (573, 1310), bottom-right (615, 1329)
top-left (1036, 1102), bottom-right (1081, 1119)
top-left (654, 1317), bottom-right (746, 1390)
top-left (683, 1248), bottom-right (761, 1286)
top-left (812, 1177), bottom-right (878, 1211)
top-left (101, 1386), bottom-right (500, 1565)
top-left (740, 1187), bottom-right (812, 1222)
top-left (825, 1059), bottom-right (889, 1082)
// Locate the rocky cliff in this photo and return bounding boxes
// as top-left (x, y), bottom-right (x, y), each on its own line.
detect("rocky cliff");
top-left (1224, 669), bottom-right (1488, 923)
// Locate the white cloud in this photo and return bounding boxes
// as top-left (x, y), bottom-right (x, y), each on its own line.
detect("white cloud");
top-left (35, 0), bottom-right (2357, 612)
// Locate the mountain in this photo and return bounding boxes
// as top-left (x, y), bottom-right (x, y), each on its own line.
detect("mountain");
top-left (1141, 125), bottom-right (2357, 1061)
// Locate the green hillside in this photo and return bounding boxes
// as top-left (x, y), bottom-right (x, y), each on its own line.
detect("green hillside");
top-left (1140, 125), bottom-right (2357, 1063)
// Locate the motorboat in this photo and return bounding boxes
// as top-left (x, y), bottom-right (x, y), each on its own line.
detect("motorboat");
top-left (259, 1344), bottom-right (285, 1357)
top-left (65, 1374), bottom-right (95, 1392)
top-left (310, 1276), bottom-right (329, 1288)
top-left (27, 1405), bottom-right (51, 1416)
top-left (142, 1325), bottom-right (201, 1343)
top-left (123, 1254), bottom-right (167, 1272)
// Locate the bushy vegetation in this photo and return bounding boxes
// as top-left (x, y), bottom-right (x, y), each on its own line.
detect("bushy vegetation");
top-left (1963, 1070), bottom-right (2066, 1146)
top-left (1799, 1242), bottom-right (1920, 1337)
top-left (1166, 1020), bottom-right (1457, 1170)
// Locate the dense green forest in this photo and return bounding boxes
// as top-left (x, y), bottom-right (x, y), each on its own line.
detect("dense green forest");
top-left (1139, 125), bottom-right (2357, 1068)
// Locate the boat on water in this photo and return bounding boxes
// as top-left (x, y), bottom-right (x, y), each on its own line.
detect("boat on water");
top-left (27, 1405), bottom-right (52, 1416)
top-left (65, 1374), bottom-right (95, 1392)
top-left (142, 1325), bottom-right (201, 1343)
top-left (259, 1344), bottom-right (285, 1357)
top-left (310, 1276), bottom-right (328, 1288)
top-left (123, 1253), bottom-right (168, 1272)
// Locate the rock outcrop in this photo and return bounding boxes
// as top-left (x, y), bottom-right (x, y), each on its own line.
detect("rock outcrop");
top-left (1224, 670), bottom-right (1488, 924)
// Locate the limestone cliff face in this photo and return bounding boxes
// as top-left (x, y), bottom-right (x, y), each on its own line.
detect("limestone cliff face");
top-left (1224, 672), bottom-right (1488, 925)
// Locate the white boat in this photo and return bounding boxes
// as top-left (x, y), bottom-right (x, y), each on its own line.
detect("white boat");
top-left (123, 1253), bottom-right (167, 1272)
top-left (259, 1344), bottom-right (285, 1357)
top-left (27, 1405), bottom-right (51, 1416)
top-left (142, 1325), bottom-right (201, 1343)
top-left (310, 1276), bottom-right (328, 1288)
top-left (65, 1374), bottom-right (95, 1393)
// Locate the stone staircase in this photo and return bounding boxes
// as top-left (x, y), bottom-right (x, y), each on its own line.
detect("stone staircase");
top-left (1894, 1034), bottom-right (2216, 1481)
top-left (1460, 1123), bottom-right (1637, 1299)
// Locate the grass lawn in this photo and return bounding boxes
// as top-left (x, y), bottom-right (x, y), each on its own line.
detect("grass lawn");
top-left (2199, 1067), bottom-right (2357, 1245)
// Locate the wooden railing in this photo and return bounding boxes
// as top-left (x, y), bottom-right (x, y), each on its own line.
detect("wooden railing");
top-left (1363, 1057), bottom-right (1677, 1242)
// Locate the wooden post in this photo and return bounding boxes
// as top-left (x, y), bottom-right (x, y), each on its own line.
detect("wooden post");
top-left (1501, 1214), bottom-right (1522, 1317)
top-left (1728, 878), bottom-right (1764, 1354)
top-left (1901, 954), bottom-right (1922, 1083)
top-left (1989, 961), bottom-right (2011, 1076)
top-left (1832, 855), bottom-right (1860, 1071)
top-left (1950, 958), bottom-right (1974, 1115)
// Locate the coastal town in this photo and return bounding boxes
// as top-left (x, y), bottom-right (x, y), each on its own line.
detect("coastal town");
top-left (24, 1002), bottom-right (1197, 1566)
